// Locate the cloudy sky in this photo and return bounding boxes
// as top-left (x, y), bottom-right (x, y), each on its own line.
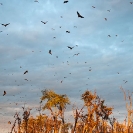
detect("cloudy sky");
top-left (0, 0), bottom-right (133, 132)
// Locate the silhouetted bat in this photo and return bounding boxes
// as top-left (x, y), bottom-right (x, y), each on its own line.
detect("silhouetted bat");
top-left (49, 50), bottom-right (52, 55)
top-left (64, 1), bottom-right (68, 3)
top-left (24, 70), bottom-right (28, 74)
top-left (77, 11), bottom-right (84, 18)
top-left (66, 31), bottom-right (70, 33)
top-left (41, 21), bottom-right (48, 24)
top-left (1, 23), bottom-right (10, 27)
top-left (67, 46), bottom-right (74, 49)
top-left (73, 53), bottom-right (80, 56)
top-left (3, 91), bottom-right (6, 96)
top-left (34, 0), bottom-right (39, 2)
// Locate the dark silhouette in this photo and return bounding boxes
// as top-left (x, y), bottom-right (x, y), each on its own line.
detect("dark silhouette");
top-left (73, 53), bottom-right (80, 56)
top-left (41, 21), bottom-right (48, 24)
top-left (24, 70), bottom-right (28, 74)
top-left (3, 91), bottom-right (6, 96)
top-left (49, 50), bottom-right (52, 55)
top-left (66, 31), bottom-right (70, 33)
top-left (1, 23), bottom-right (10, 27)
top-left (77, 11), bottom-right (84, 18)
top-left (67, 46), bottom-right (74, 49)
top-left (64, 1), bottom-right (68, 3)
top-left (34, 0), bottom-right (39, 2)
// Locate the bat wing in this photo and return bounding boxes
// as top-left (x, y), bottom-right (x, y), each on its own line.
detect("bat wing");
top-left (49, 50), bottom-right (52, 54)
top-left (64, 1), bottom-right (68, 3)
top-left (80, 15), bottom-right (84, 18)
top-left (77, 11), bottom-right (80, 17)
top-left (24, 71), bottom-right (28, 74)
top-left (77, 11), bottom-right (84, 18)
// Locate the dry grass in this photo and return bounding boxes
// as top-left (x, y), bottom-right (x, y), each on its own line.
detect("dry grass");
top-left (9, 89), bottom-right (133, 133)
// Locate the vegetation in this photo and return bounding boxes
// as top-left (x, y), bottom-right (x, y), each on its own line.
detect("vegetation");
top-left (9, 88), bottom-right (133, 133)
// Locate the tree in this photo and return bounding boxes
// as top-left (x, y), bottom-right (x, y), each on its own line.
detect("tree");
top-left (41, 89), bottom-right (70, 133)
top-left (72, 90), bottom-right (113, 133)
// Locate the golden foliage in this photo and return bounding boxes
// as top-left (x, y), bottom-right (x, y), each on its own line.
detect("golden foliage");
top-left (9, 89), bottom-right (133, 133)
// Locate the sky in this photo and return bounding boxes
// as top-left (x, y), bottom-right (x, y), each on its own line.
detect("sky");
top-left (0, 0), bottom-right (133, 132)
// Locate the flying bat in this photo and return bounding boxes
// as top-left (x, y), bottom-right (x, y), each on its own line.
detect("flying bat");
top-left (92, 6), bottom-right (95, 8)
top-left (125, 81), bottom-right (128, 83)
top-left (104, 18), bottom-right (107, 21)
top-left (73, 53), bottom-right (80, 56)
top-left (41, 21), bottom-right (48, 24)
top-left (130, 2), bottom-right (133, 4)
top-left (34, 0), bottom-right (39, 2)
top-left (3, 91), bottom-right (6, 96)
top-left (77, 11), bottom-right (84, 18)
top-left (66, 31), bottom-right (70, 33)
top-left (24, 70), bottom-right (28, 74)
top-left (64, 1), bottom-right (68, 3)
top-left (1, 23), bottom-right (10, 27)
top-left (67, 46), bottom-right (74, 49)
top-left (49, 50), bottom-right (52, 55)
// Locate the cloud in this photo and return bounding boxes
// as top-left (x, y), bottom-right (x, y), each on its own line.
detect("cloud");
top-left (0, 0), bottom-right (133, 132)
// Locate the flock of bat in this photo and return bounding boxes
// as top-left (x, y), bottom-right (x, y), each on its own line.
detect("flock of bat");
top-left (1, 1), bottom-right (130, 94)
top-left (0, 1), bottom-right (131, 127)
top-left (0, 1), bottom-right (85, 97)
top-left (33, 1), bottom-right (133, 4)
